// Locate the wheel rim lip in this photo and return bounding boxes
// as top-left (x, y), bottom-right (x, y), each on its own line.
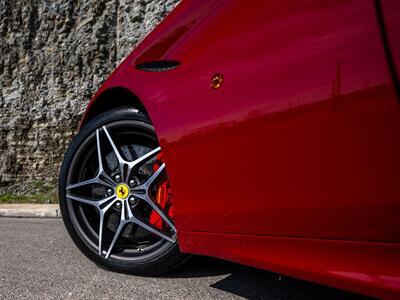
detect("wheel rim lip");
top-left (64, 119), bottom-right (175, 262)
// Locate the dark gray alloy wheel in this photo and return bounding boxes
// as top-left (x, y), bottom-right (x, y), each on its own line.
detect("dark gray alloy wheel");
top-left (59, 107), bottom-right (187, 275)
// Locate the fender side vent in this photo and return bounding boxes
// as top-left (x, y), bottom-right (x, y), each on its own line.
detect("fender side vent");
top-left (135, 60), bottom-right (180, 72)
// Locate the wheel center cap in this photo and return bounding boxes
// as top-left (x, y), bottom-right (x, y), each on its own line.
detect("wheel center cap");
top-left (116, 184), bottom-right (129, 199)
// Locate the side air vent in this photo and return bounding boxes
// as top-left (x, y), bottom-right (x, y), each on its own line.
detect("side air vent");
top-left (135, 60), bottom-right (181, 72)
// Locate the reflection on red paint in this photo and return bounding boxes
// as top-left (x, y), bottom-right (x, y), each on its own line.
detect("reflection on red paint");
top-left (81, 0), bottom-right (400, 298)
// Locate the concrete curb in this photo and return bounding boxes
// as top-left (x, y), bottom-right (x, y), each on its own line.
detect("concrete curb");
top-left (0, 204), bottom-right (61, 218)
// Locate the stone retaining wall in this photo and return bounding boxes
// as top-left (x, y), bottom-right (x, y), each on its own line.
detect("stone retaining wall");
top-left (0, 0), bottom-right (179, 193)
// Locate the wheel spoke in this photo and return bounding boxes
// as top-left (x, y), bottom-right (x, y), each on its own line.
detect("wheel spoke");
top-left (96, 129), bottom-right (116, 185)
top-left (127, 204), bottom-right (175, 242)
top-left (132, 192), bottom-right (175, 232)
top-left (66, 177), bottom-right (112, 191)
top-left (105, 201), bottom-right (127, 259)
top-left (66, 194), bottom-right (115, 208)
top-left (98, 195), bottom-right (116, 207)
top-left (96, 129), bottom-right (105, 177)
top-left (131, 163), bottom-right (166, 192)
top-left (131, 147), bottom-right (161, 167)
top-left (98, 212), bottom-right (105, 255)
top-left (66, 194), bottom-right (98, 207)
top-left (68, 176), bottom-right (114, 190)
top-left (98, 200), bottom-right (117, 255)
top-left (146, 163), bottom-right (166, 188)
top-left (67, 178), bottom-right (97, 191)
top-left (132, 214), bottom-right (176, 243)
top-left (102, 126), bottom-right (125, 164)
top-left (105, 220), bottom-right (126, 259)
top-left (103, 126), bottom-right (128, 181)
top-left (126, 147), bottom-right (161, 183)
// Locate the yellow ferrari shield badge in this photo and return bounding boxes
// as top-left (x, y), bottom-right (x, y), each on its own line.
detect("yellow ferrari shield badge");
top-left (116, 184), bottom-right (129, 199)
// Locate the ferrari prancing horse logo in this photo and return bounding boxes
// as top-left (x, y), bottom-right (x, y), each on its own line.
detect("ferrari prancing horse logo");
top-left (116, 184), bottom-right (129, 199)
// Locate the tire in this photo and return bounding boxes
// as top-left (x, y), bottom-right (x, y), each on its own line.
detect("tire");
top-left (59, 107), bottom-right (187, 275)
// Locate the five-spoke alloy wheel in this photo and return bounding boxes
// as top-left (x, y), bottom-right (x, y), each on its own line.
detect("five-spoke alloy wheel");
top-left (59, 108), bottom-right (186, 275)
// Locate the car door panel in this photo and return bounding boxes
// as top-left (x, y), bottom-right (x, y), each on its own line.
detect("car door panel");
top-left (132, 0), bottom-right (400, 242)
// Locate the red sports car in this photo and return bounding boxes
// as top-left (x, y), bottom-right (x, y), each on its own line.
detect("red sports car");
top-left (59, 0), bottom-right (400, 298)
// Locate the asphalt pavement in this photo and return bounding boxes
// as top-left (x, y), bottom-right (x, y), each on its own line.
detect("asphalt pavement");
top-left (0, 218), bottom-right (370, 300)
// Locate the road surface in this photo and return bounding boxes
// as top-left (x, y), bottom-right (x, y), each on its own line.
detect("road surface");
top-left (0, 218), bottom-right (369, 299)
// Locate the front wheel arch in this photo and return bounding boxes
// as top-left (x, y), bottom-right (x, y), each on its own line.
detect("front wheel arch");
top-left (81, 87), bottom-right (149, 128)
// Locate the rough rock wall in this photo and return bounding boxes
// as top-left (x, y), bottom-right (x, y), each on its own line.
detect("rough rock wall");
top-left (0, 0), bottom-right (179, 194)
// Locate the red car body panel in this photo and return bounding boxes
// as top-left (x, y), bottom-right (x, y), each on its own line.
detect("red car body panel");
top-left (81, 0), bottom-right (400, 298)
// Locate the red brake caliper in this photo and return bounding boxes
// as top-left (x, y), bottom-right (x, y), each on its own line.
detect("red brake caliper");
top-left (149, 153), bottom-right (174, 230)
